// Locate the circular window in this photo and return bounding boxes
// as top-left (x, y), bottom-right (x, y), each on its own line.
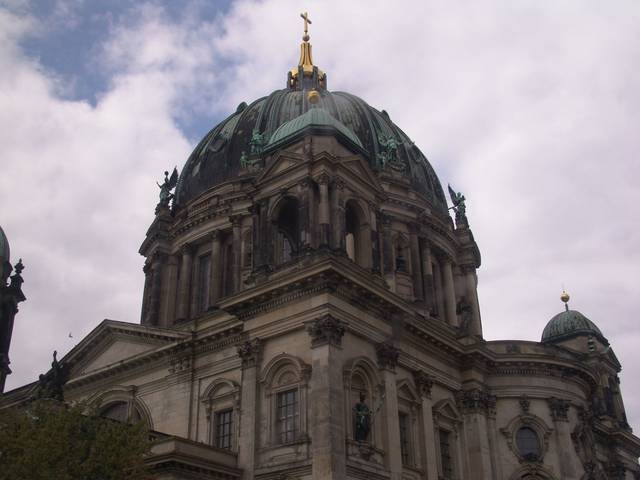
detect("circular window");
top-left (516, 427), bottom-right (540, 461)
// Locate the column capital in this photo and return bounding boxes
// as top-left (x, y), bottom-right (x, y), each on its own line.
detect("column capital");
top-left (376, 342), bottom-right (399, 371)
top-left (306, 315), bottom-right (345, 348)
top-left (456, 388), bottom-right (496, 416)
top-left (413, 370), bottom-right (434, 398)
top-left (230, 214), bottom-right (243, 227)
top-left (180, 242), bottom-right (195, 255)
top-left (316, 172), bottom-right (331, 185)
top-left (237, 338), bottom-right (262, 369)
top-left (548, 397), bottom-right (570, 422)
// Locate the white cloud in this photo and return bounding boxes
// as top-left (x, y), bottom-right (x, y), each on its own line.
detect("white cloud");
top-left (2, 0), bottom-right (640, 429)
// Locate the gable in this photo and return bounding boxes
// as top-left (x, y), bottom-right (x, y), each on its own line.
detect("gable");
top-left (73, 337), bottom-right (164, 376)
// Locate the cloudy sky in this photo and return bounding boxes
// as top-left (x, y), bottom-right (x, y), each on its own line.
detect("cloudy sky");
top-left (2, 0), bottom-right (639, 425)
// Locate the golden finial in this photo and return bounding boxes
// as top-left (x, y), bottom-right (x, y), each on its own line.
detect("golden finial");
top-left (560, 289), bottom-right (570, 311)
top-left (300, 12), bottom-right (311, 42)
top-left (288, 11), bottom-right (326, 91)
top-left (308, 89), bottom-right (320, 104)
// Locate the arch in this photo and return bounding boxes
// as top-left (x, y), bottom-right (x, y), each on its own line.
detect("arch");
top-left (343, 356), bottom-right (383, 450)
top-left (200, 378), bottom-right (240, 450)
top-left (270, 195), bottom-right (300, 264)
top-left (88, 386), bottom-right (154, 430)
top-left (201, 378), bottom-right (240, 401)
top-left (260, 353), bottom-right (309, 389)
top-left (344, 198), bottom-right (371, 268)
top-left (508, 464), bottom-right (559, 480)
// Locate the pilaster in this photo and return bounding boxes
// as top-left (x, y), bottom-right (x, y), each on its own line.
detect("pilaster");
top-left (237, 338), bottom-right (262, 479)
top-left (414, 371), bottom-right (438, 480)
top-left (176, 243), bottom-right (194, 321)
top-left (456, 388), bottom-right (496, 479)
top-left (548, 397), bottom-right (579, 479)
top-left (376, 342), bottom-right (402, 480)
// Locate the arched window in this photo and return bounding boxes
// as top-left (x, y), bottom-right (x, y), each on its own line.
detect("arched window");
top-left (201, 379), bottom-right (240, 450)
top-left (394, 234), bottom-right (410, 273)
top-left (344, 200), bottom-right (371, 268)
top-left (273, 197), bottom-right (299, 264)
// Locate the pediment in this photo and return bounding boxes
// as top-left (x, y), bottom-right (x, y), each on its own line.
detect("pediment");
top-left (256, 150), bottom-right (307, 185)
top-left (64, 320), bottom-right (189, 379)
top-left (337, 155), bottom-right (383, 193)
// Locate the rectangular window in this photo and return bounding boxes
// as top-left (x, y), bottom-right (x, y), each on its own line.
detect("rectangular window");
top-left (276, 389), bottom-right (298, 444)
top-left (198, 254), bottom-right (211, 312)
top-left (215, 409), bottom-right (233, 449)
top-left (439, 429), bottom-right (453, 478)
top-left (399, 412), bottom-right (410, 465)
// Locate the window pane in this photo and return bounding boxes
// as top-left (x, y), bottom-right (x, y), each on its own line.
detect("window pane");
top-left (215, 409), bottom-right (233, 449)
top-left (516, 427), bottom-right (540, 459)
top-left (439, 429), bottom-right (452, 478)
top-left (277, 389), bottom-right (298, 444)
top-left (399, 412), bottom-right (410, 465)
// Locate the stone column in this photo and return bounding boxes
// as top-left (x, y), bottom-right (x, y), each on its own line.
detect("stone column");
top-left (307, 316), bottom-right (347, 480)
top-left (231, 216), bottom-right (242, 293)
top-left (432, 260), bottom-right (446, 320)
top-left (141, 262), bottom-right (152, 324)
top-left (463, 266), bottom-right (482, 337)
top-left (408, 224), bottom-right (424, 302)
top-left (160, 254), bottom-right (179, 326)
top-left (371, 208), bottom-right (382, 274)
top-left (381, 214), bottom-right (393, 277)
top-left (414, 371), bottom-right (438, 480)
top-left (457, 389), bottom-right (496, 480)
top-left (145, 253), bottom-right (164, 326)
top-left (421, 242), bottom-right (435, 315)
top-left (208, 231), bottom-right (222, 308)
top-left (237, 339), bottom-right (262, 479)
top-left (376, 342), bottom-right (402, 480)
top-left (331, 179), bottom-right (346, 251)
top-left (298, 178), bottom-right (311, 249)
top-left (176, 244), bottom-right (193, 321)
top-left (548, 398), bottom-right (579, 479)
top-left (317, 174), bottom-right (331, 247)
top-left (442, 260), bottom-right (458, 327)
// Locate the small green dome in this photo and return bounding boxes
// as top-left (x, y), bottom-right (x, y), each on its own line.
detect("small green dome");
top-left (541, 309), bottom-right (607, 343)
top-left (266, 107), bottom-right (364, 152)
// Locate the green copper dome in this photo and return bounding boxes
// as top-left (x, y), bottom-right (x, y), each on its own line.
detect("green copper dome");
top-left (541, 309), bottom-right (607, 344)
top-left (174, 88), bottom-right (448, 215)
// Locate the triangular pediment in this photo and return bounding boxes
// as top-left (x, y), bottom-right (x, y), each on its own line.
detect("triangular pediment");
top-left (64, 320), bottom-right (189, 379)
top-left (257, 151), bottom-right (306, 184)
top-left (337, 155), bottom-right (384, 194)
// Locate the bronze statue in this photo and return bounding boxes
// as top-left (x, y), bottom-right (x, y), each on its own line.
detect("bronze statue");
top-left (448, 184), bottom-right (468, 226)
top-left (157, 167), bottom-right (178, 207)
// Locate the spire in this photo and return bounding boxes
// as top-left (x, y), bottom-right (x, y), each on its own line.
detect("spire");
top-left (288, 12), bottom-right (327, 91)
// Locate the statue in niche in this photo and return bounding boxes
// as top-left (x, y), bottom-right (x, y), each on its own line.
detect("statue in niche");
top-left (157, 167), bottom-right (178, 207)
top-left (239, 151), bottom-right (249, 169)
top-left (353, 392), bottom-right (372, 442)
top-left (456, 296), bottom-right (473, 334)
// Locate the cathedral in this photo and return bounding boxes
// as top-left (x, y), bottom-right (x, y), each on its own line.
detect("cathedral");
top-left (2, 15), bottom-right (639, 480)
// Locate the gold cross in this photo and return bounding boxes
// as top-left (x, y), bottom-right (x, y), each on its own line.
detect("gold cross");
top-left (300, 11), bottom-right (312, 38)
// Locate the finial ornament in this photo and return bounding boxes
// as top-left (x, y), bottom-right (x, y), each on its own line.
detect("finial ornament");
top-left (561, 290), bottom-right (570, 311)
top-left (300, 12), bottom-right (312, 42)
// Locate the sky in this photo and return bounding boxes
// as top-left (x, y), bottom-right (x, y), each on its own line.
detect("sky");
top-left (1, 0), bottom-right (639, 426)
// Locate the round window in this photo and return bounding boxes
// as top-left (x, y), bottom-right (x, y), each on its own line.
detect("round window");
top-left (515, 427), bottom-right (540, 461)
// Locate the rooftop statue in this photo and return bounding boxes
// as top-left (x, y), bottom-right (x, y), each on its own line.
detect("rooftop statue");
top-left (157, 167), bottom-right (179, 208)
top-left (377, 134), bottom-right (406, 172)
top-left (34, 350), bottom-right (69, 402)
top-left (448, 184), bottom-right (468, 226)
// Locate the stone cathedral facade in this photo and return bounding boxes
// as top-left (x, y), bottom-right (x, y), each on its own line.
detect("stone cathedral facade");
top-left (2, 20), bottom-right (640, 480)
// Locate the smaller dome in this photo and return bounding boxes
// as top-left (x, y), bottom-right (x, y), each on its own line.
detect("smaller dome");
top-left (265, 107), bottom-right (364, 153)
top-left (541, 309), bottom-right (607, 343)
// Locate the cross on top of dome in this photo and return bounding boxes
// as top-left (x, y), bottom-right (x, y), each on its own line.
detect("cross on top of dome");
top-left (288, 12), bottom-right (326, 91)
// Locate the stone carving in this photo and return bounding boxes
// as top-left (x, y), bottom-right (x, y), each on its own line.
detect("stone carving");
top-left (307, 315), bottom-right (345, 347)
top-left (239, 151), bottom-right (249, 168)
top-left (375, 342), bottom-right (399, 370)
top-left (447, 184), bottom-right (468, 226)
top-left (157, 167), bottom-right (178, 208)
top-left (34, 350), bottom-right (69, 401)
top-left (456, 388), bottom-right (496, 416)
top-left (519, 395), bottom-right (530, 414)
top-left (353, 392), bottom-right (372, 442)
top-left (237, 338), bottom-right (262, 368)
top-left (413, 370), bottom-right (433, 398)
top-left (168, 356), bottom-right (191, 374)
top-left (548, 397), bottom-right (570, 421)
top-left (456, 296), bottom-right (473, 335)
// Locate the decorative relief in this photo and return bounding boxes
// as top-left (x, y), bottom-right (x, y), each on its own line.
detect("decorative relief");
top-left (413, 370), bottom-right (433, 398)
top-left (237, 338), bottom-right (262, 368)
top-left (456, 388), bottom-right (496, 416)
top-left (375, 342), bottom-right (399, 370)
top-left (519, 395), bottom-right (530, 414)
top-left (306, 315), bottom-right (345, 347)
top-left (547, 397), bottom-right (570, 422)
top-left (168, 356), bottom-right (191, 374)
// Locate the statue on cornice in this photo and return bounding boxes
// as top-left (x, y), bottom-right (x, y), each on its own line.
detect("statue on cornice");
top-left (157, 167), bottom-right (178, 207)
top-left (448, 184), bottom-right (468, 226)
